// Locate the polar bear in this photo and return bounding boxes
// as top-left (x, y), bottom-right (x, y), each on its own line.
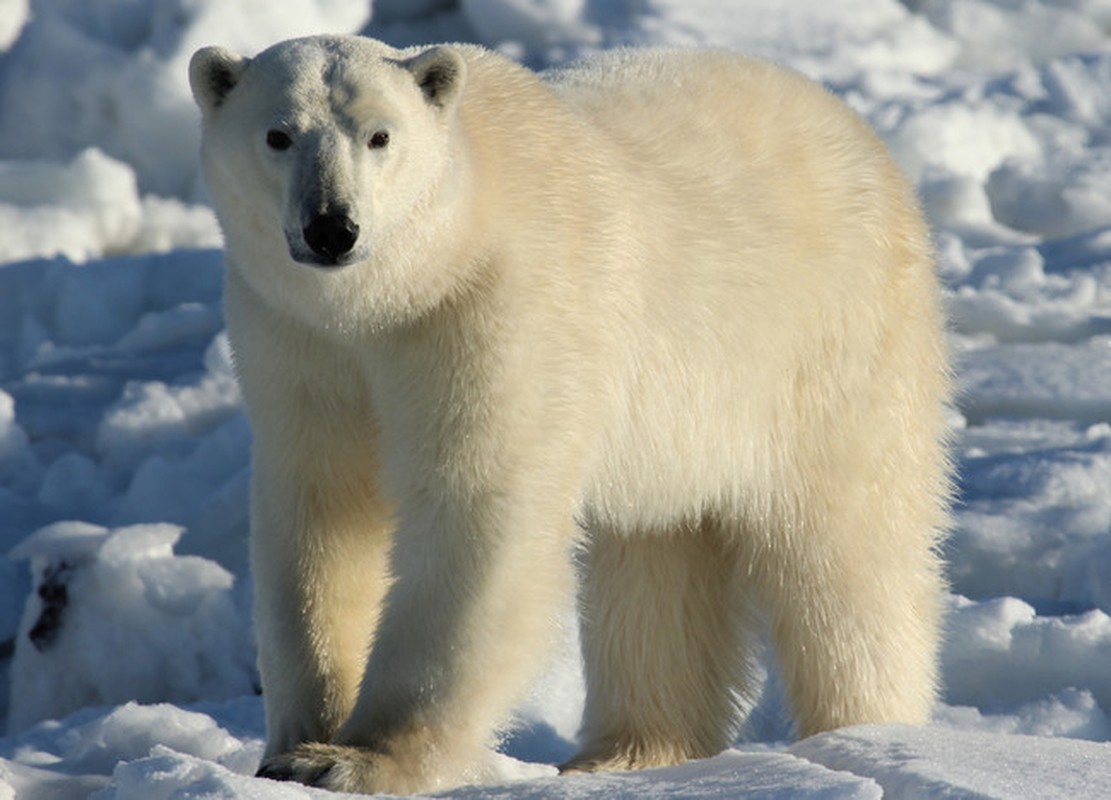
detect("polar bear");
top-left (189, 35), bottom-right (951, 794)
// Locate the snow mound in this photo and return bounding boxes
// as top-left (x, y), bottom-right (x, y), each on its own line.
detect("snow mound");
top-left (0, 0), bottom-right (371, 199)
top-left (6, 522), bottom-right (255, 733)
top-left (944, 596), bottom-right (1111, 721)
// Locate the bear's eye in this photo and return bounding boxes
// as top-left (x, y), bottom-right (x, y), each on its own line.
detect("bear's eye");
top-left (266, 130), bottom-right (293, 151)
top-left (368, 130), bottom-right (390, 149)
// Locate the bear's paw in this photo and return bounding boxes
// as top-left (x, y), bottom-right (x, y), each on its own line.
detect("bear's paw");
top-left (256, 742), bottom-right (418, 794)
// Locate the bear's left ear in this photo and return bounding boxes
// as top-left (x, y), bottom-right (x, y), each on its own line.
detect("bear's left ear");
top-left (189, 46), bottom-right (250, 116)
top-left (402, 47), bottom-right (466, 112)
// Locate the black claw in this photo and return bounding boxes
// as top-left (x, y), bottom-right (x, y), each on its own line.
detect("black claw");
top-left (256, 757), bottom-right (334, 787)
top-left (255, 761), bottom-right (293, 781)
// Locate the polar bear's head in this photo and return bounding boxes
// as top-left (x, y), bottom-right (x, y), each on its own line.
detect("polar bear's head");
top-left (190, 36), bottom-right (470, 324)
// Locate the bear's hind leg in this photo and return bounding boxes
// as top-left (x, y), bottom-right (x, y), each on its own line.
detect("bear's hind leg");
top-left (564, 520), bottom-right (752, 773)
top-left (753, 501), bottom-right (945, 738)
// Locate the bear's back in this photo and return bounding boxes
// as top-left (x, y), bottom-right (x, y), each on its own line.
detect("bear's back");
top-left (545, 50), bottom-right (891, 211)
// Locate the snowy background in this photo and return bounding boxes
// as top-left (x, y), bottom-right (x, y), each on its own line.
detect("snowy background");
top-left (1, 0), bottom-right (1111, 797)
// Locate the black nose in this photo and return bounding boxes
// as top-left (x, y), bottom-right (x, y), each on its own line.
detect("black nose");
top-left (303, 213), bottom-right (359, 263)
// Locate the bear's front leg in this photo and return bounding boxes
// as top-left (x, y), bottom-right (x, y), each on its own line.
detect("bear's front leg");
top-left (225, 274), bottom-right (396, 761)
top-left (250, 455), bottom-right (393, 758)
top-left (258, 491), bottom-right (577, 794)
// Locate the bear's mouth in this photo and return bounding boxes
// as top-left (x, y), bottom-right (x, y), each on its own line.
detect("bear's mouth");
top-left (287, 245), bottom-right (360, 269)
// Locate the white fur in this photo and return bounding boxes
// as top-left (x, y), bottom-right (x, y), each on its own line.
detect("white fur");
top-left (190, 36), bottom-right (952, 794)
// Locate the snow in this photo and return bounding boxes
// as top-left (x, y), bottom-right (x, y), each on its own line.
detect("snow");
top-left (793, 724), bottom-right (1111, 798)
top-left (0, 0), bottom-right (1110, 796)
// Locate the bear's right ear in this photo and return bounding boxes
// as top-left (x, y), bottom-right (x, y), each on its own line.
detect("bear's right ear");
top-left (189, 46), bottom-right (249, 115)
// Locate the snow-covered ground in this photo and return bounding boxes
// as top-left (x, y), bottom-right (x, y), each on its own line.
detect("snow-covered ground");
top-left (2, 0), bottom-right (1111, 797)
